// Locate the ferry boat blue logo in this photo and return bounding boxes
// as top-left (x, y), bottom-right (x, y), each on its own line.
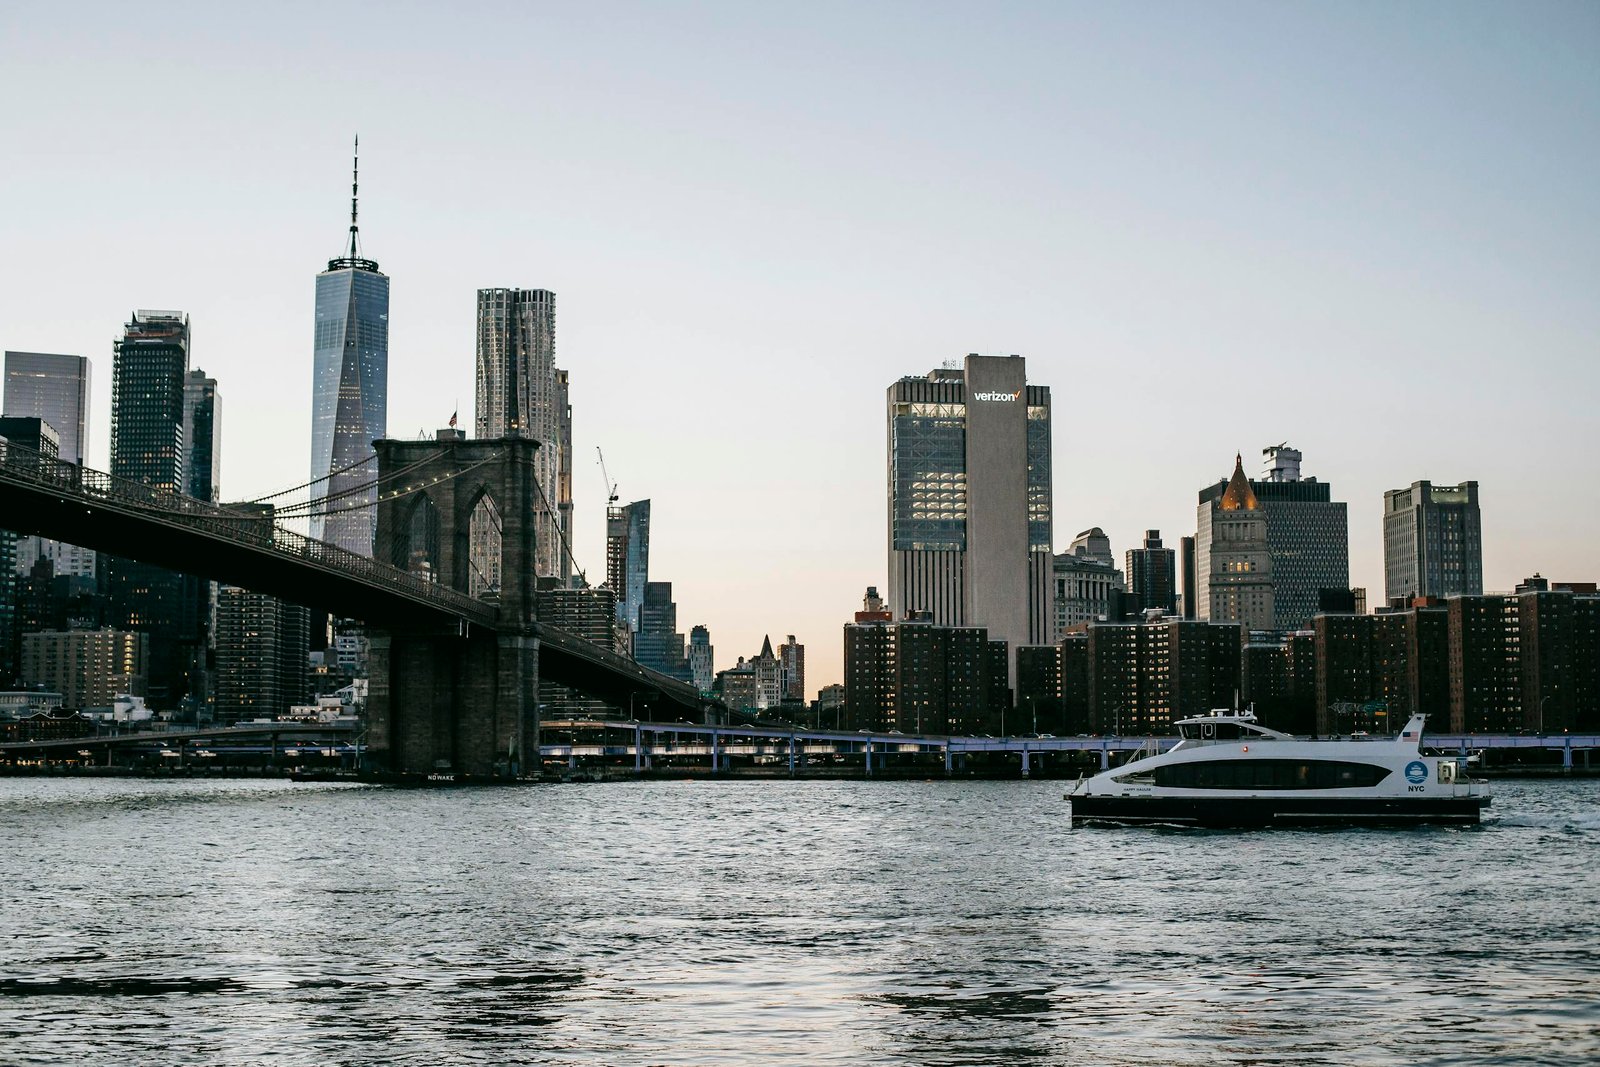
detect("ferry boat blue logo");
top-left (1404, 761), bottom-right (1428, 784)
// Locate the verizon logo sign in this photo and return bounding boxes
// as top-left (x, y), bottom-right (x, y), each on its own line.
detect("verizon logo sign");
top-left (972, 390), bottom-right (1021, 402)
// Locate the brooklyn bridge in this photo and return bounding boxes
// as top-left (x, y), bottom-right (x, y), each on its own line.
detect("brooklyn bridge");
top-left (0, 435), bottom-right (716, 776)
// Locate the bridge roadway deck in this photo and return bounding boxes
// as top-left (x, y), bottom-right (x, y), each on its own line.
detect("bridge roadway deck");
top-left (0, 721), bottom-right (361, 752)
top-left (0, 441), bottom-right (708, 717)
top-left (540, 721), bottom-right (1600, 760)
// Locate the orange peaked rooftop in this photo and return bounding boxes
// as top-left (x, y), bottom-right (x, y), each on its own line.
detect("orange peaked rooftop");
top-left (1219, 452), bottom-right (1259, 511)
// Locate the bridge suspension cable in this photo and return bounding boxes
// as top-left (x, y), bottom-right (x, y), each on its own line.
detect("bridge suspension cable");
top-left (240, 451), bottom-right (376, 505)
top-left (270, 451), bottom-right (458, 518)
top-left (281, 452), bottom-right (508, 520)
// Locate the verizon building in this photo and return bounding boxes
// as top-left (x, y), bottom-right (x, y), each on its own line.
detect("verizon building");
top-left (887, 354), bottom-right (1052, 678)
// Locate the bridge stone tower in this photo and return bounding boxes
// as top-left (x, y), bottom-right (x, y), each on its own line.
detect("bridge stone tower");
top-left (367, 434), bottom-right (541, 776)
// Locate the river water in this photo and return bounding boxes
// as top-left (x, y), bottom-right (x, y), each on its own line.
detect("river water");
top-left (1, 777), bottom-right (1595, 1066)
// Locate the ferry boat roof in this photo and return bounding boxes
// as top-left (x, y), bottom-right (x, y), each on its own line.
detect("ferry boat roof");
top-left (1172, 708), bottom-right (1296, 741)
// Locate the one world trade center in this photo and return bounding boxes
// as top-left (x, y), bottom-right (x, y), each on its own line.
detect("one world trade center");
top-left (309, 137), bottom-right (389, 555)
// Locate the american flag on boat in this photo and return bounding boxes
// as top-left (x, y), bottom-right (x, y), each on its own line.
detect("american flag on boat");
top-left (1401, 729), bottom-right (1418, 740)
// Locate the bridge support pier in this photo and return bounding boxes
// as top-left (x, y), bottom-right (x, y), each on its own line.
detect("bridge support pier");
top-left (367, 627), bottom-right (539, 777)
top-left (944, 745), bottom-right (952, 776)
top-left (1563, 740), bottom-right (1573, 773)
top-left (1098, 747), bottom-right (1110, 771)
top-left (1021, 747), bottom-right (1031, 778)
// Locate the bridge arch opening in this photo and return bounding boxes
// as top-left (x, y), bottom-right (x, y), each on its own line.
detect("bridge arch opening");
top-left (464, 485), bottom-right (502, 599)
top-left (394, 493), bottom-right (442, 582)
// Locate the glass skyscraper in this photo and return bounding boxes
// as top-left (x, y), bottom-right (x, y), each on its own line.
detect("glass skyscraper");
top-left (3, 351), bottom-right (89, 464)
top-left (887, 353), bottom-right (1053, 675)
top-left (310, 143), bottom-right (388, 556)
top-left (2, 351), bottom-right (96, 580)
top-left (606, 499), bottom-right (651, 636)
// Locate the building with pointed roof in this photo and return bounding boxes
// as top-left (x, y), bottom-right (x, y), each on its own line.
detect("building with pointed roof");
top-left (1195, 453), bottom-right (1274, 630)
top-left (310, 137), bottom-right (389, 557)
top-left (1198, 445), bottom-right (1349, 630)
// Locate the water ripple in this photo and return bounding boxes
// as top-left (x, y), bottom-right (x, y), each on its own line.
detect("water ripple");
top-left (0, 777), bottom-right (1595, 1065)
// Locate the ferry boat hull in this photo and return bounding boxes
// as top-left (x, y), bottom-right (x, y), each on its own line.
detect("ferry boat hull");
top-left (1070, 793), bottom-right (1490, 828)
top-left (1065, 709), bottom-right (1492, 829)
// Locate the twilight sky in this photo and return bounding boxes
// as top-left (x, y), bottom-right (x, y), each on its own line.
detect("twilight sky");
top-left (2, 1), bottom-right (1596, 692)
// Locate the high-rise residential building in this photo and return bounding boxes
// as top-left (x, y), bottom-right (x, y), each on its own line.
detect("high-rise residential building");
top-left (779, 634), bottom-right (805, 702)
top-left (535, 579), bottom-right (616, 719)
top-left (21, 628), bottom-right (147, 709)
top-left (1383, 481), bottom-right (1483, 602)
top-left (1125, 530), bottom-right (1178, 615)
top-left (106, 311), bottom-right (194, 709)
top-left (1194, 454), bottom-right (1275, 631)
top-left (0, 523), bottom-right (13, 685)
top-left (310, 141), bottom-right (388, 556)
top-left (843, 616), bottom-right (1009, 734)
top-left (1086, 618), bottom-right (1243, 734)
top-left (1195, 445), bottom-right (1348, 630)
top-left (554, 368), bottom-right (574, 585)
top-left (606, 499), bottom-right (651, 636)
top-left (634, 581), bottom-right (690, 682)
top-left (214, 586), bottom-right (311, 724)
top-left (887, 354), bottom-right (1052, 679)
top-left (688, 625), bottom-right (715, 695)
top-left (475, 287), bottom-right (567, 579)
top-left (3, 351), bottom-right (89, 464)
top-left (1053, 530), bottom-right (1125, 635)
top-left (182, 370), bottom-right (221, 503)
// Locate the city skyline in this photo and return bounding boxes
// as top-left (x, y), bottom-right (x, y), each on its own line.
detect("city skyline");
top-left (2, 4), bottom-right (1595, 690)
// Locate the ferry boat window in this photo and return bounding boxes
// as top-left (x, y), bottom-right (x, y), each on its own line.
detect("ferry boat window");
top-left (1155, 760), bottom-right (1391, 790)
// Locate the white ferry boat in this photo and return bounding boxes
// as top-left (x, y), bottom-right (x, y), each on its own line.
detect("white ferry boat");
top-left (1066, 710), bottom-right (1489, 827)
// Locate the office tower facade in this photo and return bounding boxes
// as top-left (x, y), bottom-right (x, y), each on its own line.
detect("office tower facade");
top-left (310, 144), bottom-right (388, 556)
top-left (0, 419), bottom-right (64, 685)
top-left (475, 288), bottom-right (566, 579)
top-left (1194, 454), bottom-right (1275, 630)
top-left (779, 634), bottom-right (805, 702)
top-left (843, 616), bottom-right (1008, 734)
top-left (1053, 532), bottom-right (1125, 635)
top-left (111, 311), bottom-right (188, 491)
top-left (106, 311), bottom-right (195, 709)
top-left (4, 351), bottom-right (96, 585)
top-left (214, 587), bottom-right (311, 723)
top-left (1180, 536), bottom-right (1197, 619)
top-left (1383, 481), bottom-right (1483, 602)
top-left (887, 354), bottom-right (1052, 673)
top-left (634, 582), bottom-right (691, 682)
top-left (605, 499), bottom-right (651, 635)
top-left (1195, 446), bottom-right (1348, 630)
top-left (2, 353), bottom-right (96, 614)
top-left (3, 351), bottom-right (89, 464)
top-left (1126, 530), bottom-right (1178, 615)
top-left (21, 629), bottom-right (147, 708)
top-left (183, 370), bottom-right (221, 503)
top-left (688, 625), bottom-right (715, 694)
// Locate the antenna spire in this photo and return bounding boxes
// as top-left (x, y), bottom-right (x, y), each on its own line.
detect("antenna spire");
top-left (347, 134), bottom-right (361, 260)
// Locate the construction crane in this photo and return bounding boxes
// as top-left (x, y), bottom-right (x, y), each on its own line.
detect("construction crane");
top-left (596, 447), bottom-right (619, 506)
